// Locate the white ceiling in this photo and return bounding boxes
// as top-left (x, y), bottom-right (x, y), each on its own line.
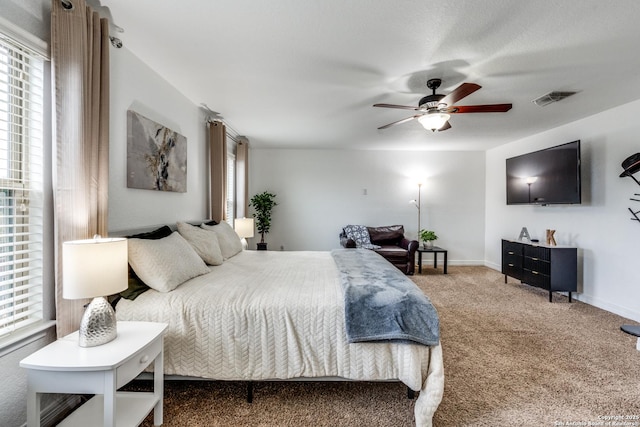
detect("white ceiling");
top-left (100, 0), bottom-right (640, 151)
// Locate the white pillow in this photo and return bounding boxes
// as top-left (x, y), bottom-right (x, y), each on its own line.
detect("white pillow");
top-left (128, 231), bottom-right (210, 292)
top-left (201, 221), bottom-right (243, 260)
top-left (177, 222), bottom-right (224, 266)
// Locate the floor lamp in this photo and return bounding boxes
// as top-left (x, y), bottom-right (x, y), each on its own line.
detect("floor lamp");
top-left (410, 182), bottom-right (422, 239)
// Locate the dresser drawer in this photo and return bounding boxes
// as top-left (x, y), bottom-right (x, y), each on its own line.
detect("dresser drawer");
top-left (524, 270), bottom-right (550, 290)
top-left (503, 253), bottom-right (522, 269)
top-left (503, 264), bottom-right (523, 280)
top-left (523, 257), bottom-right (550, 275)
top-left (116, 336), bottom-right (162, 388)
top-left (502, 240), bottom-right (522, 255)
top-left (523, 245), bottom-right (550, 261)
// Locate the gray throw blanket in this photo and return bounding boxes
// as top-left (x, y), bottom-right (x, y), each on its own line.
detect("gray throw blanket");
top-left (331, 249), bottom-right (440, 346)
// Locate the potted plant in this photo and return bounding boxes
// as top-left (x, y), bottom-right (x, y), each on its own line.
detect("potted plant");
top-left (249, 191), bottom-right (277, 250)
top-left (419, 229), bottom-right (438, 249)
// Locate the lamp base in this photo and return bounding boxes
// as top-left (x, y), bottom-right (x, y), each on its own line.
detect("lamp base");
top-left (78, 296), bottom-right (118, 347)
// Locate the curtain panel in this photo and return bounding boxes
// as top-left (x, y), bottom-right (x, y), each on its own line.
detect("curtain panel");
top-left (51, 0), bottom-right (110, 338)
top-left (209, 121), bottom-right (227, 222)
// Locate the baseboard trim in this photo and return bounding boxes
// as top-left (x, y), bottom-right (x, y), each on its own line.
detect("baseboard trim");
top-left (419, 260), bottom-right (486, 267)
top-left (578, 294), bottom-right (640, 323)
top-left (484, 261), bottom-right (501, 271)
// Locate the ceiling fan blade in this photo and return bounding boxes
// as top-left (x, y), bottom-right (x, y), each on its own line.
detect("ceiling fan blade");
top-left (447, 103), bottom-right (513, 113)
top-left (439, 83), bottom-right (481, 106)
top-left (373, 103), bottom-right (420, 111)
top-left (377, 114), bottom-right (422, 130)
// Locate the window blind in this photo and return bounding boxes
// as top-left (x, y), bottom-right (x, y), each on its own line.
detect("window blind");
top-left (0, 35), bottom-right (44, 338)
top-left (225, 151), bottom-right (236, 227)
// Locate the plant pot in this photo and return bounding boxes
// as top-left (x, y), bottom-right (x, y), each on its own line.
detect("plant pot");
top-left (423, 241), bottom-right (434, 249)
top-left (257, 242), bottom-right (268, 251)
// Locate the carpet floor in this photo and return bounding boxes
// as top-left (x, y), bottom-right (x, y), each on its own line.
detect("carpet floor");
top-left (130, 266), bottom-right (640, 426)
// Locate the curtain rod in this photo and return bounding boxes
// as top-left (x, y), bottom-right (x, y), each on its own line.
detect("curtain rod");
top-left (208, 120), bottom-right (241, 142)
top-left (201, 104), bottom-right (242, 139)
top-left (59, 0), bottom-right (123, 48)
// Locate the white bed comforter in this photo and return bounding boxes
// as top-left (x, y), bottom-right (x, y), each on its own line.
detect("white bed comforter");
top-left (116, 250), bottom-right (443, 426)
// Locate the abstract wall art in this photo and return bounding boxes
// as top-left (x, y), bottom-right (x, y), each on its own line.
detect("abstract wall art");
top-left (127, 110), bottom-right (187, 192)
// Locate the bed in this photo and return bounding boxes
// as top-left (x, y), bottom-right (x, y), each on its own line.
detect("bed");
top-left (114, 222), bottom-right (444, 426)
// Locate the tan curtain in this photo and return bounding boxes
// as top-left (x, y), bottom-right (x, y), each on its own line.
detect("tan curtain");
top-left (51, 0), bottom-right (110, 338)
top-left (209, 121), bottom-right (227, 222)
top-left (236, 137), bottom-right (249, 218)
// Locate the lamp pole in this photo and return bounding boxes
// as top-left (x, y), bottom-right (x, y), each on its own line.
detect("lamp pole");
top-left (417, 183), bottom-right (422, 239)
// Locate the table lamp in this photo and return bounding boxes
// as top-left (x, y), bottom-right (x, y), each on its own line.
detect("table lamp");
top-left (63, 237), bottom-right (128, 347)
top-left (234, 217), bottom-right (255, 250)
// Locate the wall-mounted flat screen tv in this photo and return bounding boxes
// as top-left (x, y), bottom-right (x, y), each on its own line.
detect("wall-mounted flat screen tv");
top-left (506, 140), bottom-right (581, 205)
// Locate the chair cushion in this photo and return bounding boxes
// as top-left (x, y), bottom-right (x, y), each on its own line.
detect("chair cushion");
top-left (374, 246), bottom-right (409, 263)
top-left (368, 225), bottom-right (405, 246)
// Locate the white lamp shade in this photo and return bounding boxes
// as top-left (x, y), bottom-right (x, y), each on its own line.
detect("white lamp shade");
top-left (418, 112), bottom-right (450, 130)
top-left (234, 217), bottom-right (255, 239)
top-left (62, 237), bottom-right (128, 299)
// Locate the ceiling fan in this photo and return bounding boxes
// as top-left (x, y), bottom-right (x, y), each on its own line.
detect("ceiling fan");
top-left (373, 78), bottom-right (512, 131)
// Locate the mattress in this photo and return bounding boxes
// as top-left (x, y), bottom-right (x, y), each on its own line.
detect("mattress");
top-left (116, 250), bottom-right (443, 426)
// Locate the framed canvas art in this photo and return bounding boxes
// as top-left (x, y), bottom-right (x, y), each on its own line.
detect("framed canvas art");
top-left (127, 110), bottom-right (187, 192)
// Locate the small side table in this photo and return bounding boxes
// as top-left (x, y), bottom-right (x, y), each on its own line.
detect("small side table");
top-left (417, 246), bottom-right (448, 274)
top-left (20, 321), bottom-right (168, 427)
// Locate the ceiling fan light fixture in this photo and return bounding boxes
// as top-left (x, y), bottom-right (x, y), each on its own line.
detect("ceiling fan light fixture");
top-left (418, 112), bottom-right (450, 131)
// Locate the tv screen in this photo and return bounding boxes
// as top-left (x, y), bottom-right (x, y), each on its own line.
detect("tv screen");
top-left (506, 140), bottom-right (581, 205)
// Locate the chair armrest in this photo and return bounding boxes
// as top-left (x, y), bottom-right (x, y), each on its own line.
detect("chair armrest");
top-left (400, 238), bottom-right (419, 275)
top-left (399, 238), bottom-right (419, 254)
top-left (339, 233), bottom-right (357, 248)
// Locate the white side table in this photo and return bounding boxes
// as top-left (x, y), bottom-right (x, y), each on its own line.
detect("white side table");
top-left (20, 321), bottom-right (168, 427)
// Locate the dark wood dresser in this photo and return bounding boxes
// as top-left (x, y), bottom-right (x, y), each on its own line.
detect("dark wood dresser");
top-left (502, 239), bottom-right (577, 302)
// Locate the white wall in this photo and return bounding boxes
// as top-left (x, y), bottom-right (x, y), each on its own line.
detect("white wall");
top-left (485, 99), bottom-right (640, 322)
top-left (249, 149), bottom-right (486, 264)
top-left (108, 47), bottom-right (209, 232)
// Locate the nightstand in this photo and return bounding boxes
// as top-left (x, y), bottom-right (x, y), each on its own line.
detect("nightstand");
top-left (20, 321), bottom-right (168, 427)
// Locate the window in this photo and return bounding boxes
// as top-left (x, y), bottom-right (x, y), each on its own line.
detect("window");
top-left (0, 35), bottom-right (44, 339)
top-left (225, 150), bottom-right (235, 227)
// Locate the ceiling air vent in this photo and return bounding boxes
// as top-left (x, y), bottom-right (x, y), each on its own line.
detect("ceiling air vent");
top-left (532, 91), bottom-right (577, 107)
